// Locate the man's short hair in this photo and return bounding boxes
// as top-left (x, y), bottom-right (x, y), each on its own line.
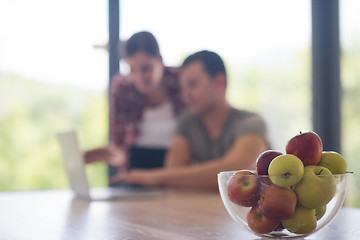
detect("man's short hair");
top-left (181, 50), bottom-right (227, 79)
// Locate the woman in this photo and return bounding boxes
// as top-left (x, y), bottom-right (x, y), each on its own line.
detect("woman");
top-left (84, 31), bottom-right (185, 178)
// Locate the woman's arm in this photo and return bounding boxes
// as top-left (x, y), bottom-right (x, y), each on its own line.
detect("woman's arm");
top-left (83, 144), bottom-right (126, 167)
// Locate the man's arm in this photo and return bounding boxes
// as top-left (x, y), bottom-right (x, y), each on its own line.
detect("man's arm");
top-left (160, 134), bottom-right (267, 189)
top-left (165, 135), bottom-right (192, 168)
top-left (111, 134), bottom-right (267, 190)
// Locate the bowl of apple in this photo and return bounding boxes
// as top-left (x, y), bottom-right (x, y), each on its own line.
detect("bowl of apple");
top-left (218, 131), bottom-right (350, 239)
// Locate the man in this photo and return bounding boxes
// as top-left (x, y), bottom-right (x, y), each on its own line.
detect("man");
top-left (110, 50), bottom-right (268, 190)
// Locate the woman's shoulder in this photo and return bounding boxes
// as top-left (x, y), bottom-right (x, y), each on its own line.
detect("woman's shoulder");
top-left (164, 66), bottom-right (180, 75)
top-left (110, 73), bottom-right (137, 94)
top-left (109, 74), bottom-right (142, 107)
top-left (111, 73), bottom-right (131, 87)
top-left (163, 66), bottom-right (180, 84)
top-left (162, 66), bottom-right (185, 114)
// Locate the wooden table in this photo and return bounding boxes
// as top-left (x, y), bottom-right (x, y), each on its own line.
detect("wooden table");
top-left (0, 189), bottom-right (359, 240)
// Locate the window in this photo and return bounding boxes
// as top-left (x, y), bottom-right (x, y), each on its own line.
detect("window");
top-left (340, 0), bottom-right (360, 207)
top-left (0, 0), bottom-right (108, 190)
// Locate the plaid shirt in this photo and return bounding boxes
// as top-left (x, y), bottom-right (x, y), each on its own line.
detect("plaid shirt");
top-left (109, 67), bottom-right (185, 151)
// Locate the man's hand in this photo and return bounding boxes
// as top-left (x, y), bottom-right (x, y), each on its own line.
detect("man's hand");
top-left (83, 145), bottom-right (126, 167)
top-left (110, 169), bottom-right (163, 187)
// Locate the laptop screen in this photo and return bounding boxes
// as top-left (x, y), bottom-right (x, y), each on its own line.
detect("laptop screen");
top-left (57, 130), bottom-right (90, 199)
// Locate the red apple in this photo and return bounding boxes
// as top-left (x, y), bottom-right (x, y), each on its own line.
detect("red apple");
top-left (259, 185), bottom-right (297, 221)
top-left (226, 170), bottom-right (261, 207)
top-left (286, 131), bottom-right (323, 166)
top-left (247, 205), bottom-right (280, 234)
top-left (256, 150), bottom-right (283, 175)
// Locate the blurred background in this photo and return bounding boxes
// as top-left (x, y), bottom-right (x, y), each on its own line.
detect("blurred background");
top-left (0, 0), bottom-right (359, 207)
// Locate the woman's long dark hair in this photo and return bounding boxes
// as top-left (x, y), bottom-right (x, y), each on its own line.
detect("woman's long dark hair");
top-left (125, 31), bottom-right (161, 58)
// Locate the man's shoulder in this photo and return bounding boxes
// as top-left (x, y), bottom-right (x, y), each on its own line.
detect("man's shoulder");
top-left (228, 108), bottom-right (267, 137)
top-left (175, 110), bottom-right (201, 137)
top-left (178, 110), bottom-right (198, 124)
top-left (230, 108), bottom-right (261, 121)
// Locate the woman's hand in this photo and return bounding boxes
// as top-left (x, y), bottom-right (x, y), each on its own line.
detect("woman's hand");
top-left (83, 145), bottom-right (126, 167)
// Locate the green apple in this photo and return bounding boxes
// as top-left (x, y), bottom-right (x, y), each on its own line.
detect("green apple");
top-left (282, 206), bottom-right (317, 234)
top-left (295, 165), bottom-right (336, 209)
top-left (315, 205), bottom-right (326, 221)
top-left (268, 154), bottom-right (304, 187)
top-left (318, 151), bottom-right (347, 174)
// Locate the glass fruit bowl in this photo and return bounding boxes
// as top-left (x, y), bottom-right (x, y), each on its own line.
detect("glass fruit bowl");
top-left (218, 170), bottom-right (349, 239)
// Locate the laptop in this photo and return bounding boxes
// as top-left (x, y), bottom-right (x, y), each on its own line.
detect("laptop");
top-left (56, 130), bottom-right (165, 201)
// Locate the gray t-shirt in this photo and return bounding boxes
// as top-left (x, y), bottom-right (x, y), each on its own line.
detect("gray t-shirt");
top-left (176, 108), bottom-right (266, 164)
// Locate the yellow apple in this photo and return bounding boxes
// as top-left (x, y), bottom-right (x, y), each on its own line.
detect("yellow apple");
top-left (282, 206), bottom-right (317, 234)
top-left (268, 154), bottom-right (304, 187)
top-left (318, 151), bottom-right (347, 174)
top-left (295, 166), bottom-right (336, 209)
